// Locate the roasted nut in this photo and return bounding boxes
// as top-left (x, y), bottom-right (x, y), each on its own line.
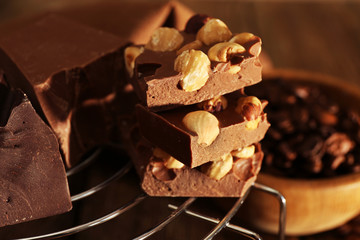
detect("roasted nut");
top-left (231, 145), bottom-right (255, 159)
top-left (235, 96), bottom-right (262, 121)
top-left (145, 27), bottom-right (184, 52)
top-left (124, 46), bottom-right (144, 78)
top-left (151, 161), bottom-right (176, 181)
top-left (229, 32), bottom-right (257, 45)
top-left (153, 148), bottom-right (184, 169)
top-left (185, 14), bottom-right (212, 34)
top-left (208, 42), bottom-right (245, 62)
top-left (197, 95), bottom-right (228, 113)
top-left (233, 158), bottom-right (254, 181)
top-left (176, 40), bottom-right (203, 55)
top-left (201, 153), bottom-right (233, 180)
top-left (246, 116), bottom-right (261, 130)
top-left (164, 157), bottom-right (185, 169)
top-left (196, 18), bottom-right (232, 46)
top-left (228, 65), bottom-right (242, 74)
top-left (174, 49), bottom-right (211, 92)
top-left (230, 32), bottom-right (261, 57)
top-left (182, 110), bottom-right (220, 146)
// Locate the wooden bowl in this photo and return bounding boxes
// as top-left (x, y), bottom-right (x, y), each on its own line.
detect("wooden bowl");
top-left (240, 69), bottom-right (360, 236)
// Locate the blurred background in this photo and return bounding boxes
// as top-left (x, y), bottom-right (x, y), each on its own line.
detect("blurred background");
top-left (1, 0), bottom-right (359, 85)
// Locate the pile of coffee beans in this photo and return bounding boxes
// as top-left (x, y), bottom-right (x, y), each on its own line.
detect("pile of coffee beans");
top-left (247, 78), bottom-right (360, 178)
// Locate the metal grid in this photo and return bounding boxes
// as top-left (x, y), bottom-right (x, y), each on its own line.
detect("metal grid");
top-left (14, 148), bottom-right (286, 240)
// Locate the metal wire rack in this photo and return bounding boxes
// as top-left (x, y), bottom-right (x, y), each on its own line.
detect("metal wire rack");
top-left (12, 147), bottom-right (286, 240)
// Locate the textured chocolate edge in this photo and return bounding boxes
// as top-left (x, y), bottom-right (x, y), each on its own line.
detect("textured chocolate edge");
top-left (0, 82), bottom-right (72, 227)
top-left (132, 34), bottom-right (262, 112)
top-left (136, 94), bottom-right (270, 168)
top-left (131, 138), bottom-right (263, 197)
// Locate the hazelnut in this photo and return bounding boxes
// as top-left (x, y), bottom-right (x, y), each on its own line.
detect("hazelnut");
top-left (233, 158), bottom-right (254, 181)
top-left (182, 110), bottom-right (220, 146)
top-left (230, 32), bottom-right (262, 57)
top-left (145, 27), bottom-right (184, 52)
top-left (185, 14), bottom-right (211, 34)
top-left (201, 153), bottom-right (233, 180)
top-left (153, 148), bottom-right (184, 169)
top-left (246, 116), bottom-right (261, 130)
top-left (197, 95), bottom-right (228, 113)
top-left (124, 46), bottom-right (144, 78)
top-left (174, 49), bottom-right (211, 92)
top-left (151, 161), bottom-right (176, 181)
top-left (231, 145), bottom-right (255, 159)
top-left (235, 96), bottom-right (262, 121)
top-left (176, 40), bottom-right (203, 55)
top-left (207, 42), bottom-right (245, 62)
top-left (229, 32), bottom-right (257, 45)
top-left (196, 18), bottom-right (232, 46)
top-left (164, 157), bottom-right (185, 169)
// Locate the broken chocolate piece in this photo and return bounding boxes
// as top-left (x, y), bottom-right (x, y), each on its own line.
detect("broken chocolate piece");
top-left (0, 14), bottom-right (129, 167)
top-left (0, 76), bottom-right (72, 227)
top-left (130, 136), bottom-right (263, 197)
top-left (136, 91), bottom-right (270, 168)
top-left (129, 21), bottom-right (262, 112)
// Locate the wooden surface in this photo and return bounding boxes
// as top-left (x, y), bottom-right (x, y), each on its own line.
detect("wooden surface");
top-left (0, 1), bottom-right (360, 239)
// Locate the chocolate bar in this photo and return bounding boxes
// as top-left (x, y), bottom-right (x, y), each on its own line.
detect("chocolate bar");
top-left (136, 91), bottom-right (270, 168)
top-left (129, 132), bottom-right (263, 197)
top-left (0, 73), bottom-right (72, 227)
top-left (127, 15), bottom-right (262, 111)
top-left (0, 14), bottom-right (129, 167)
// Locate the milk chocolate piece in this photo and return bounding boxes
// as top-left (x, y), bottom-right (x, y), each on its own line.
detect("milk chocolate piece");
top-left (0, 74), bottom-right (72, 227)
top-left (0, 14), bottom-right (129, 167)
top-left (136, 91), bottom-right (270, 168)
top-left (131, 137), bottom-right (263, 197)
top-left (130, 29), bottom-right (262, 111)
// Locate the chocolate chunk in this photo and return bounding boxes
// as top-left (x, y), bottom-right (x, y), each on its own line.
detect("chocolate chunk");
top-left (0, 77), bottom-right (71, 227)
top-left (0, 14), bottom-right (129, 167)
top-left (129, 27), bottom-right (262, 112)
top-left (130, 137), bottom-right (263, 197)
top-left (136, 91), bottom-right (270, 168)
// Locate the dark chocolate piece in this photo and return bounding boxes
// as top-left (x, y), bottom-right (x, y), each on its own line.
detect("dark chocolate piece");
top-left (0, 75), bottom-right (72, 227)
top-left (130, 136), bottom-right (263, 197)
top-left (0, 14), bottom-right (129, 167)
top-left (130, 30), bottom-right (262, 112)
top-left (136, 91), bottom-right (270, 168)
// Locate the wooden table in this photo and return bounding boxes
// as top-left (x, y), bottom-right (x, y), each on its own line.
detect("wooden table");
top-left (0, 1), bottom-right (359, 239)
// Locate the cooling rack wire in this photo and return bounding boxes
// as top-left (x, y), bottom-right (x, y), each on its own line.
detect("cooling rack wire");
top-left (13, 147), bottom-right (286, 240)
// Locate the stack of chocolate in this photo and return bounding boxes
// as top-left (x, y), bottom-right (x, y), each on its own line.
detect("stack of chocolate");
top-left (124, 15), bottom-right (270, 197)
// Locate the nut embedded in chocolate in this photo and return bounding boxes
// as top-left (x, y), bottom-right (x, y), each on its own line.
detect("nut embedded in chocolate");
top-left (196, 18), bottom-right (233, 46)
top-left (197, 95), bottom-right (228, 113)
top-left (236, 96), bottom-right (262, 121)
top-left (208, 42), bottom-right (246, 62)
top-left (182, 110), bottom-right (220, 147)
top-left (145, 27), bottom-right (184, 52)
top-left (201, 153), bottom-right (233, 180)
top-left (174, 49), bottom-right (211, 92)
